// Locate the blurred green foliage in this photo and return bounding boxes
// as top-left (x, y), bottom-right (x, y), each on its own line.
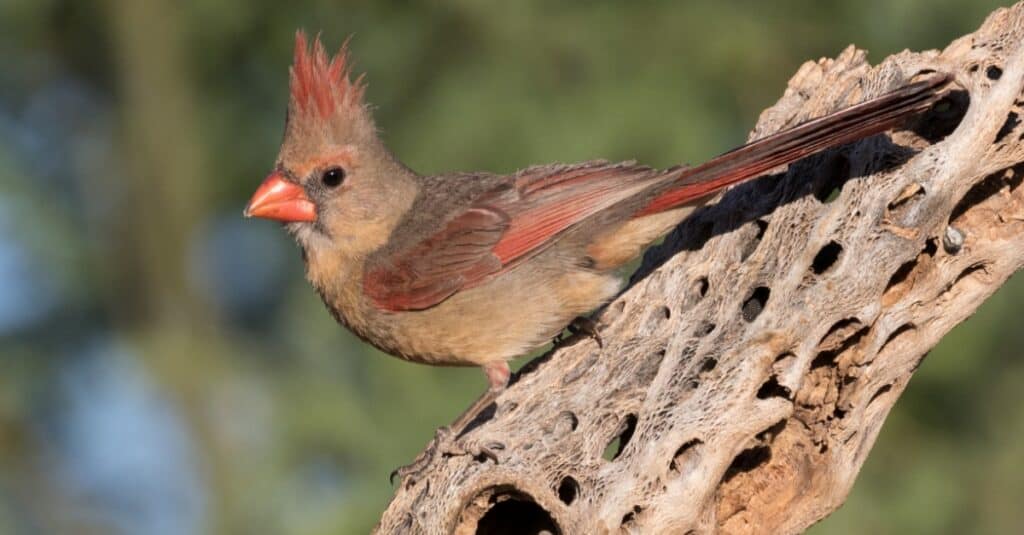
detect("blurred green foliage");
top-left (0, 1), bottom-right (1020, 533)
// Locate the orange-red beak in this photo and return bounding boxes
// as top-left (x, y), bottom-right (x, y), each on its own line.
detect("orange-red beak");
top-left (244, 172), bottom-right (316, 222)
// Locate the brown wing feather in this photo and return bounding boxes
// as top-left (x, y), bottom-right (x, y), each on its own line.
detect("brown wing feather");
top-left (365, 162), bottom-right (671, 311)
top-left (363, 207), bottom-right (509, 311)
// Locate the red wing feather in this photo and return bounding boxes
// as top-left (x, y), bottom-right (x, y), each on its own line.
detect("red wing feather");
top-left (635, 74), bottom-right (951, 216)
top-left (491, 163), bottom-right (666, 263)
top-left (365, 162), bottom-right (667, 311)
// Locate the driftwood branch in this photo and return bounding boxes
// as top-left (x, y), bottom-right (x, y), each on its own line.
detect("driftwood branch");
top-left (378, 5), bottom-right (1024, 534)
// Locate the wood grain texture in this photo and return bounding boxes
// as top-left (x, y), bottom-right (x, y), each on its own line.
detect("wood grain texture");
top-left (378, 4), bottom-right (1024, 533)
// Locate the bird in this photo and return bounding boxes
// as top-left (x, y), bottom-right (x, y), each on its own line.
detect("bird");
top-left (245, 32), bottom-right (950, 476)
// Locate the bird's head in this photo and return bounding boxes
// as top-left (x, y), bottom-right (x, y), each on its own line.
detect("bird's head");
top-left (245, 32), bottom-right (416, 260)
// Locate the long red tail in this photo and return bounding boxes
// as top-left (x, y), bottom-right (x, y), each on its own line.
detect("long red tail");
top-left (636, 74), bottom-right (952, 217)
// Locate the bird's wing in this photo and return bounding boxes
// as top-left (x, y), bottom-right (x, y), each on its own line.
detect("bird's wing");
top-left (363, 161), bottom-right (672, 311)
top-left (364, 74), bottom-right (952, 312)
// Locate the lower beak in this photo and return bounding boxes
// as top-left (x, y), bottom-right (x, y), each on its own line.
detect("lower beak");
top-left (244, 172), bottom-right (316, 222)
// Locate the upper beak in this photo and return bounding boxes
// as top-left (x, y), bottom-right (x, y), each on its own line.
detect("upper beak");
top-left (244, 172), bottom-right (316, 222)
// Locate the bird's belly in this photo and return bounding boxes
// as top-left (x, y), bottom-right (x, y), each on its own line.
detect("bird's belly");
top-left (375, 267), bottom-right (623, 367)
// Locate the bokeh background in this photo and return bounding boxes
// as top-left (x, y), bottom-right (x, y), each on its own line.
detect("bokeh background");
top-left (1, 1), bottom-right (1021, 533)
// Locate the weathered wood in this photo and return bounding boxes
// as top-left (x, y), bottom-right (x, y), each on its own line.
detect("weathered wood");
top-left (378, 5), bottom-right (1024, 533)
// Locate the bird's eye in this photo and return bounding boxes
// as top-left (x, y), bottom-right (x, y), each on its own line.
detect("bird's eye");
top-left (321, 167), bottom-right (346, 188)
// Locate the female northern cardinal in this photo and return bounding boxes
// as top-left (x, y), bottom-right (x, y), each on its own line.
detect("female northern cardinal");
top-left (246, 32), bottom-right (948, 448)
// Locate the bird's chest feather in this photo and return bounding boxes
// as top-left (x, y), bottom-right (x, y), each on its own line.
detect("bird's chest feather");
top-left (305, 244), bottom-right (622, 367)
top-left (302, 248), bottom-right (385, 344)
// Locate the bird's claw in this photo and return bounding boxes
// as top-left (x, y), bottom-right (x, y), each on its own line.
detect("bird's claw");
top-left (390, 428), bottom-right (505, 486)
top-left (555, 316), bottom-right (603, 347)
top-left (463, 441), bottom-right (505, 464)
top-left (390, 426), bottom-right (453, 486)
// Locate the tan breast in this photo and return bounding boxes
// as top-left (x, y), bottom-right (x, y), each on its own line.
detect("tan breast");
top-left (310, 248), bottom-right (623, 368)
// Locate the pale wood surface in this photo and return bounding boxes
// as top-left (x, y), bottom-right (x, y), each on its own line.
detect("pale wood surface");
top-left (378, 4), bottom-right (1024, 533)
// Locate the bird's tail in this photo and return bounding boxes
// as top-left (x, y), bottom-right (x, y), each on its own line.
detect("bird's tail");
top-left (635, 73), bottom-right (953, 217)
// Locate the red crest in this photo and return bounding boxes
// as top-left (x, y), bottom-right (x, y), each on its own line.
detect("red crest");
top-left (289, 31), bottom-right (367, 120)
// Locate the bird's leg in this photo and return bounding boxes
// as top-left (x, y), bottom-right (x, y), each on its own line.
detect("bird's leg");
top-left (450, 361), bottom-right (509, 434)
top-left (390, 361), bottom-right (510, 486)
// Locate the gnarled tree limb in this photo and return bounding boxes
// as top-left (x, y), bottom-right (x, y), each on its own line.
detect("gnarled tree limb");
top-left (378, 5), bottom-right (1024, 534)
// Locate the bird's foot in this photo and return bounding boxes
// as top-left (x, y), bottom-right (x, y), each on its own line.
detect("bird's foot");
top-left (390, 426), bottom-right (452, 486)
top-left (441, 438), bottom-right (505, 467)
top-left (555, 316), bottom-right (603, 347)
top-left (390, 426), bottom-right (505, 487)
top-left (391, 368), bottom-right (508, 487)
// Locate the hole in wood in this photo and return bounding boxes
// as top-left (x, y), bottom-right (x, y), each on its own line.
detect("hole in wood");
top-left (695, 277), bottom-right (709, 298)
top-left (987, 64), bottom-right (1003, 80)
top-left (809, 353), bottom-right (834, 370)
top-left (722, 445), bottom-right (772, 483)
top-left (818, 318), bottom-right (862, 346)
top-left (620, 505), bottom-right (643, 528)
top-left (756, 420), bottom-right (787, 443)
top-left (756, 375), bottom-right (792, 400)
top-left (811, 241), bottom-right (843, 275)
top-left (882, 240), bottom-right (936, 307)
top-left (635, 348), bottom-right (667, 385)
top-left (996, 111), bottom-right (1021, 143)
top-left (660, 305), bottom-right (672, 320)
top-left (884, 260), bottom-right (917, 299)
top-left (669, 438), bottom-right (703, 474)
top-left (954, 263), bottom-right (988, 286)
top-left (771, 351), bottom-right (798, 377)
top-left (912, 88), bottom-right (969, 143)
top-left (475, 492), bottom-right (561, 535)
top-left (694, 321), bottom-right (716, 338)
top-left (604, 300), bottom-right (627, 324)
top-left (869, 383), bottom-right (894, 405)
top-left (950, 167), bottom-right (1024, 226)
top-left (557, 476), bottom-right (579, 505)
top-left (812, 318), bottom-right (868, 368)
top-left (886, 182), bottom-right (926, 219)
top-left (682, 276), bottom-right (711, 311)
top-left (774, 352), bottom-right (795, 363)
top-left (741, 286), bottom-right (770, 322)
top-left (603, 414), bottom-right (638, 461)
top-left (552, 411), bottom-right (579, 436)
top-left (878, 323), bottom-right (917, 358)
top-left (755, 219), bottom-right (768, 239)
